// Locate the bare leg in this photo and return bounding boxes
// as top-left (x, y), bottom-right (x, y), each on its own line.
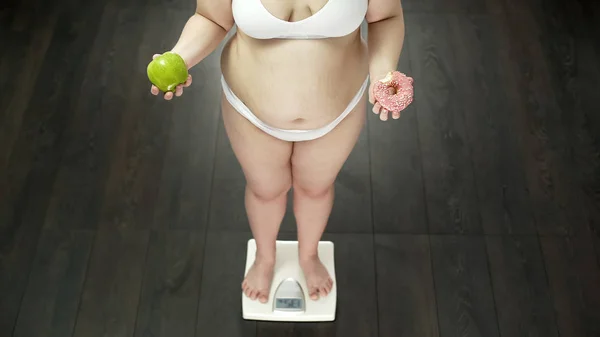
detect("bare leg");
top-left (291, 94), bottom-right (366, 300)
top-left (221, 95), bottom-right (293, 303)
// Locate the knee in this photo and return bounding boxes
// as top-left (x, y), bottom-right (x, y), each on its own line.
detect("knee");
top-left (293, 180), bottom-right (334, 199)
top-left (247, 179), bottom-right (292, 202)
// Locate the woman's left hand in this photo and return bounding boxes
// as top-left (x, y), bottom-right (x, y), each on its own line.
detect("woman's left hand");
top-left (368, 71), bottom-right (414, 121)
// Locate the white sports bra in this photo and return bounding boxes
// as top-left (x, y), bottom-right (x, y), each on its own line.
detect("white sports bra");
top-left (232, 0), bottom-right (368, 40)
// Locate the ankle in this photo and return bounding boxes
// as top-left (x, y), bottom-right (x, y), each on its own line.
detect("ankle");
top-left (255, 250), bottom-right (276, 265)
top-left (298, 251), bottom-right (319, 264)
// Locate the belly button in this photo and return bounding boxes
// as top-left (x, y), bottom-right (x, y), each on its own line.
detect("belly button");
top-left (292, 118), bottom-right (305, 123)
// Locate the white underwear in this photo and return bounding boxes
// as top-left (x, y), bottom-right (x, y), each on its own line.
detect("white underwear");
top-left (220, 75), bottom-right (369, 142)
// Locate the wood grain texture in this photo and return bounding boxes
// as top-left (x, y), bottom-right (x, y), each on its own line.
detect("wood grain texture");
top-left (97, 7), bottom-right (183, 231)
top-left (328, 233), bottom-right (377, 337)
top-left (12, 230), bottom-right (94, 337)
top-left (448, 14), bottom-right (535, 234)
top-left (0, 0), bottom-right (105, 331)
top-left (497, 12), bottom-right (587, 236)
top-left (326, 129), bottom-right (373, 233)
top-left (43, 3), bottom-right (144, 231)
top-left (151, 36), bottom-right (222, 230)
top-left (405, 14), bottom-right (482, 234)
top-left (430, 235), bottom-right (499, 337)
top-left (486, 236), bottom-right (559, 337)
top-left (368, 37), bottom-right (428, 234)
top-left (375, 235), bottom-right (439, 337)
top-left (541, 236), bottom-right (600, 337)
top-left (257, 322), bottom-right (336, 337)
top-left (0, 1), bottom-right (57, 178)
top-left (195, 231), bottom-right (256, 337)
top-left (134, 230), bottom-right (205, 337)
top-left (72, 229), bottom-right (149, 337)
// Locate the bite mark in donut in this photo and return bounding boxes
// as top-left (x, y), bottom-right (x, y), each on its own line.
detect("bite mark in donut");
top-left (374, 71), bottom-right (414, 113)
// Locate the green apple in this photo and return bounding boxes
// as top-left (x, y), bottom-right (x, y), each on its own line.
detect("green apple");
top-left (147, 52), bottom-right (188, 92)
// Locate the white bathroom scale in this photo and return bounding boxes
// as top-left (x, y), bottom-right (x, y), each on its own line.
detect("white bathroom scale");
top-left (242, 239), bottom-right (337, 322)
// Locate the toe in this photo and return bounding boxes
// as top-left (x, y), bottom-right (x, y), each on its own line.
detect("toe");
top-left (319, 286), bottom-right (328, 297)
top-left (309, 287), bottom-right (319, 300)
top-left (259, 293), bottom-right (268, 303)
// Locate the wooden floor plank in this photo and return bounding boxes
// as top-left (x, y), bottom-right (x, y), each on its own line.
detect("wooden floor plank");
top-left (12, 230), bottom-right (94, 337)
top-left (0, 1), bottom-right (57, 177)
top-left (430, 235), bottom-right (500, 337)
top-left (486, 236), bottom-right (559, 337)
top-left (368, 36), bottom-right (428, 234)
top-left (497, 12), bottom-right (587, 236)
top-left (195, 231), bottom-right (256, 337)
top-left (326, 128), bottom-right (373, 234)
top-left (96, 6), bottom-right (186, 231)
top-left (134, 230), bottom-right (205, 337)
top-left (448, 14), bottom-right (536, 234)
top-left (151, 37), bottom-right (222, 230)
top-left (541, 236), bottom-right (600, 337)
top-left (71, 229), bottom-right (149, 337)
top-left (405, 14), bottom-right (482, 234)
top-left (0, 0), bottom-right (106, 331)
top-left (43, 3), bottom-right (145, 231)
top-left (375, 234), bottom-right (439, 337)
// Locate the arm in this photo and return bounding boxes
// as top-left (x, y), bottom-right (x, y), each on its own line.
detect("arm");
top-left (170, 0), bottom-right (234, 69)
top-left (365, 0), bottom-right (405, 80)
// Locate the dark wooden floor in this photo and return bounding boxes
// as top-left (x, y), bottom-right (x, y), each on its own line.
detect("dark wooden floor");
top-left (2, 0), bottom-right (600, 335)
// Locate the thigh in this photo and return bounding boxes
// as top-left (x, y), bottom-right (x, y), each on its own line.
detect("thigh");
top-left (221, 93), bottom-right (293, 197)
top-left (291, 94), bottom-right (367, 193)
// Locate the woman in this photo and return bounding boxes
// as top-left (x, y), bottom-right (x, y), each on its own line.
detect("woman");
top-left (150, 0), bottom-right (406, 303)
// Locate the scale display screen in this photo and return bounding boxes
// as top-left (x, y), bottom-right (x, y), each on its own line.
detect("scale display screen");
top-left (275, 298), bottom-right (303, 310)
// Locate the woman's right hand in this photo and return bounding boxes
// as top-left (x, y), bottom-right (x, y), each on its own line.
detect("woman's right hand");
top-left (149, 54), bottom-right (193, 100)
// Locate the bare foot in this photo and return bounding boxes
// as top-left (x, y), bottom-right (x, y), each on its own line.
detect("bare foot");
top-left (300, 256), bottom-right (333, 300)
top-left (242, 257), bottom-right (275, 303)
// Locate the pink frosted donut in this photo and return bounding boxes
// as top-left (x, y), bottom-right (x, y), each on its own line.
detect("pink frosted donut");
top-left (373, 71), bottom-right (414, 112)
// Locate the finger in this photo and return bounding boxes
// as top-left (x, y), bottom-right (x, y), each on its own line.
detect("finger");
top-left (150, 85), bottom-right (159, 95)
top-left (184, 74), bottom-right (192, 87)
top-left (164, 91), bottom-right (173, 100)
top-left (372, 102), bottom-right (382, 114)
top-left (380, 108), bottom-right (389, 121)
top-left (392, 110), bottom-right (401, 119)
top-left (175, 85), bottom-right (183, 97)
top-left (152, 54), bottom-right (160, 59)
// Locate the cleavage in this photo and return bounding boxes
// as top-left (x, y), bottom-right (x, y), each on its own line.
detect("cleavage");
top-left (260, 0), bottom-right (330, 22)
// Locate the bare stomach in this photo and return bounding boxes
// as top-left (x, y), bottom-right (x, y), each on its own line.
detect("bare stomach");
top-left (220, 29), bottom-right (369, 130)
